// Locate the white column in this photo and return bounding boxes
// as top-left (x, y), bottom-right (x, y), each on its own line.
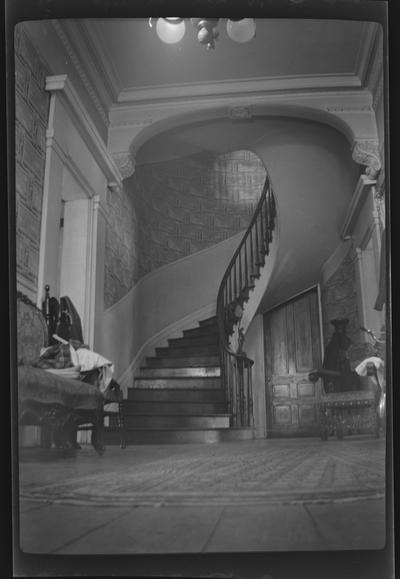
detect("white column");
top-left (36, 94), bottom-right (57, 308)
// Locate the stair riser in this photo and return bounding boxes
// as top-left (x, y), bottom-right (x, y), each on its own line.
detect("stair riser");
top-left (155, 346), bottom-right (219, 358)
top-left (123, 402), bottom-right (226, 414)
top-left (128, 389), bottom-right (226, 403)
top-left (103, 428), bottom-right (254, 445)
top-left (146, 356), bottom-right (220, 368)
top-left (198, 317), bottom-right (217, 327)
top-left (133, 377), bottom-right (222, 389)
top-left (123, 415), bottom-right (230, 429)
top-left (139, 367), bottom-right (221, 378)
top-left (168, 335), bottom-right (219, 347)
top-left (183, 327), bottom-right (219, 338)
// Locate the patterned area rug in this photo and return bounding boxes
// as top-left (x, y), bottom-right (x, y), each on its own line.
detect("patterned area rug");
top-left (19, 437), bottom-right (386, 507)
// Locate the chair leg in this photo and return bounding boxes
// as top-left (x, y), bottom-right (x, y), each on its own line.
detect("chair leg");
top-left (118, 400), bottom-right (126, 449)
top-left (91, 411), bottom-right (105, 455)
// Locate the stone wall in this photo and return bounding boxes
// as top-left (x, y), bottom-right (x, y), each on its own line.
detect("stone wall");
top-left (15, 25), bottom-right (50, 299)
top-left (104, 150), bottom-right (266, 308)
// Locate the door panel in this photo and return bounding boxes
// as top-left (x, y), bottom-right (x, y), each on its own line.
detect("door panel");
top-left (264, 288), bottom-right (322, 437)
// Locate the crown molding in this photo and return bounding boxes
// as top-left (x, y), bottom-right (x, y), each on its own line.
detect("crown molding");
top-left (362, 23), bottom-right (384, 110)
top-left (51, 20), bottom-right (110, 127)
top-left (63, 20), bottom-right (118, 107)
top-left (45, 75), bottom-right (122, 186)
top-left (79, 21), bottom-right (122, 101)
top-left (117, 73), bottom-right (362, 106)
top-left (354, 21), bottom-right (380, 86)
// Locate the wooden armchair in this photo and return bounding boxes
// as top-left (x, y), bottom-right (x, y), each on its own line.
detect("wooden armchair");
top-left (16, 290), bottom-right (111, 454)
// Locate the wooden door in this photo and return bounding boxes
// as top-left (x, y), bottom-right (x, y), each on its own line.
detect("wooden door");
top-left (264, 288), bottom-right (322, 437)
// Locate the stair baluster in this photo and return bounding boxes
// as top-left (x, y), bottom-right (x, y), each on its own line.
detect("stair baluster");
top-left (216, 175), bottom-right (276, 428)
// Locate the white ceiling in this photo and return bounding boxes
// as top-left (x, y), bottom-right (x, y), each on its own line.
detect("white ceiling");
top-left (82, 18), bottom-right (371, 97)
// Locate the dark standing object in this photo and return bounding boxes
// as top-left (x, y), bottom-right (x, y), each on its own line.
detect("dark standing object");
top-left (322, 318), bottom-right (359, 393)
top-left (59, 296), bottom-right (84, 343)
top-left (42, 284), bottom-right (59, 345)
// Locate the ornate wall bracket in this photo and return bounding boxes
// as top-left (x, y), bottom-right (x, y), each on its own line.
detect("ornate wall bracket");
top-left (352, 139), bottom-right (382, 179)
top-left (111, 152), bottom-right (135, 179)
top-left (229, 106), bottom-right (253, 121)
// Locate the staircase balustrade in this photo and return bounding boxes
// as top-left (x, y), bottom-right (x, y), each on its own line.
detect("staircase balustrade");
top-left (216, 176), bottom-right (276, 428)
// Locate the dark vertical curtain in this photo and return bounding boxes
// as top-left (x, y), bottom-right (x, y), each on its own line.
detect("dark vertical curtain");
top-left (374, 228), bottom-right (386, 311)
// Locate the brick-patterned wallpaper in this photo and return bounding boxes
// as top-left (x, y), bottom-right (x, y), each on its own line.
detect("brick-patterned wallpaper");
top-left (15, 25), bottom-right (50, 297)
top-left (320, 248), bottom-right (370, 366)
top-left (104, 150), bottom-right (266, 308)
top-left (104, 183), bottom-right (140, 308)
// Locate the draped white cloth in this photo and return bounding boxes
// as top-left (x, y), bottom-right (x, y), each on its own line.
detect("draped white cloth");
top-left (355, 356), bottom-right (385, 419)
top-left (355, 356), bottom-right (385, 388)
top-left (74, 347), bottom-right (114, 393)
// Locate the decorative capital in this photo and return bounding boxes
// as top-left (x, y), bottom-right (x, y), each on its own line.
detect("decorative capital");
top-left (352, 139), bottom-right (382, 179)
top-left (107, 181), bottom-right (121, 194)
top-left (112, 152), bottom-right (135, 179)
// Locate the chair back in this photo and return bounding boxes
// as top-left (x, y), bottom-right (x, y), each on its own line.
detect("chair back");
top-left (17, 292), bottom-right (48, 365)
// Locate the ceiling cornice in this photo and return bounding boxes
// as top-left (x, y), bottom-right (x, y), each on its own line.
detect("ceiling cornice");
top-left (79, 21), bottom-right (122, 100)
top-left (67, 21), bottom-right (119, 105)
top-left (363, 24), bottom-right (384, 110)
top-left (354, 21), bottom-right (380, 86)
top-left (117, 73), bottom-right (362, 107)
top-left (51, 20), bottom-right (110, 126)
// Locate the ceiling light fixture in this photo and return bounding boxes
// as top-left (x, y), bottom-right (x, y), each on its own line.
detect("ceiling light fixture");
top-left (149, 18), bottom-right (256, 50)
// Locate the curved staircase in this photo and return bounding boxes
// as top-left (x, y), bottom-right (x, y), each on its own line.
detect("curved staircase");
top-left (104, 175), bottom-right (276, 445)
top-left (105, 316), bottom-right (254, 444)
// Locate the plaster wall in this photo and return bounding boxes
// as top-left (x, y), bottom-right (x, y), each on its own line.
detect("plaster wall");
top-left (252, 118), bottom-right (360, 312)
top-left (100, 232), bottom-right (242, 390)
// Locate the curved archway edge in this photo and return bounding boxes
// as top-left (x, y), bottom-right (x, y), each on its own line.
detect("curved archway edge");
top-left (109, 97), bottom-right (381, 180)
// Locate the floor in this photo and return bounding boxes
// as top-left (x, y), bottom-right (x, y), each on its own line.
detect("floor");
top-left (16, 435), bottom-right (387, 557)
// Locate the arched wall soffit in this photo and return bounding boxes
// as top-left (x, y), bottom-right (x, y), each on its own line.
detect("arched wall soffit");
top-left (125, 102), bottom-right (381, 178)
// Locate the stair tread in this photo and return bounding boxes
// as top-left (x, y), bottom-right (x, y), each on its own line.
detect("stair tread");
top-left (134, 376), bottom-right (221, 380)
top-left (156, 348), bottom-right (219, 356)
top-left (139, 366), bottom-right (220, 371)
top-left (119, 426), bottom-right (244, 432)
top-left (145, 360), bottom-right (219, 368)
top-left (130, 386), bottom-right (225, 392)
top-left (122, 412), bottom-right (230, 417)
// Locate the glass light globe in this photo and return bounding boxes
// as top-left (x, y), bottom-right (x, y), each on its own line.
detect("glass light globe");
top-left (156, 18), bottom-right (186, 44)
top-left (226, 19), bottom-right (256, 43)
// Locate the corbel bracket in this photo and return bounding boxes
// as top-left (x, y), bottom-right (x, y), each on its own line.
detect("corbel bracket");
top-left (352, 139), bottom-right (382, 179)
